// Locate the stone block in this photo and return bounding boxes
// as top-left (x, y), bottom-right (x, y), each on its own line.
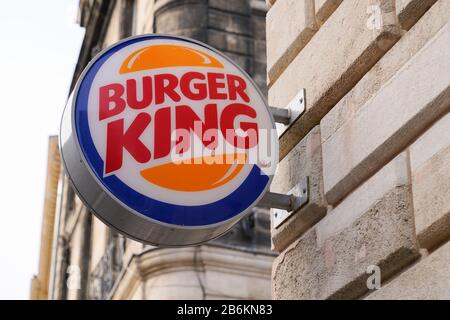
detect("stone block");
top-left (270, 126), bottom-right (327, 252)
top-left (396, 0), bottom-right (437, 30)
top-left (272, 228), bottom-right (321, 299)
top-left (273, 153), bottom-right (419, 299)
top-left (154, 1), bottom-right (208, 34)
top-left (321, 0), bottom-right (450, 146)
top-left (209, 0), bottom-right (250, 14)
top-left (208, 8), bottom-right (251, 35)
top-left (207, 29), bottom-right (253, 55)
top-left (410, 112), bottom-right (450, 250)
top-left (409, 112), bottom-right (450, 173)
top-left (322, 22), bottom-right (450, 205)
top-left (171, 28), bottom-right (207, 42)
top-left (366, 240), bottom-right (450, 299)
top-left (254, 39), bottom-right (266, 63)
top-left (315, 0), bottom-right (343, 25)
top-left (252, 60), bottom-right (268, 95)
top-left (251, 12), bottom-right (266, 41)
top-left (224, 52), bottom-right (252, 74)
top-left (316, 152), bottom-right (409, 246)
top-left (270, 0), bottom-right (401, 161)
top-left (266, 0), bottom-right (317, 85)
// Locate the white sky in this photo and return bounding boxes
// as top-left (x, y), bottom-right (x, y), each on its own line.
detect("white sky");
top-left (0, 1), bottom-right (84, 299)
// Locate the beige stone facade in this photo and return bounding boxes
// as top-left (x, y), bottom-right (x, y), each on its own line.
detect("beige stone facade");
top-left (267, 0), bottom-right (450, 299)
top-left (32, 0), bottom-right (273, 300)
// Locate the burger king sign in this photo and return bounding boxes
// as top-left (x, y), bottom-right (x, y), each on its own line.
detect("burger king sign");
top-left (60, 35), bottom-right (278, 246)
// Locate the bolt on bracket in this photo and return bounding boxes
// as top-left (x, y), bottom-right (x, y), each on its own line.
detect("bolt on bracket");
top-left (269, 88), bottom-right (306, 132)
top-left (258, 177), bottom-right (309, 229)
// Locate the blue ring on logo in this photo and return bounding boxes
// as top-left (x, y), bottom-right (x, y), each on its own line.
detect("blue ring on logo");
top-left (74, 35), bottom-right (269, 226)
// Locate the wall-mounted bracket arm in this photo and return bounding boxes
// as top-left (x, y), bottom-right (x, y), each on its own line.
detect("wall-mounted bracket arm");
top-left (258, 191), bottom-right (293, 211)
top-left (257, 177), bottom-right (309, 229)
top-left (269, 88), bottom-right (306, 127)
top-left (269, 107), bottom-right (291, 125)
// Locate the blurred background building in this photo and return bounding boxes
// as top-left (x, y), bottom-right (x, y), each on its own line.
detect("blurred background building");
top-left (31, 0), bottom-right (273, 300)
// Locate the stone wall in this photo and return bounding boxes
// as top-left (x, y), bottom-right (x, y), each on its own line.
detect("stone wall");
top-left (266, 0), bottom-right (450, 299)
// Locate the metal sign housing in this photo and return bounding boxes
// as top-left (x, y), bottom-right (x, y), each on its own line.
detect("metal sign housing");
top-left (60, 34), bottom-right (278, 246)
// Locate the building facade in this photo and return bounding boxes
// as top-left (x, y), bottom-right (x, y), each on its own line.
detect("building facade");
top-left (266, 0), bottom-right (450, 299)
top-left (33, 0), bottom-right (450, 301)
top-left (32, 0), bottom-right (274, 300)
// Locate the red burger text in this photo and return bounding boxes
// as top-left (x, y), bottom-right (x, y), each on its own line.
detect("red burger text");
top-left (98, 71), bottom-right (259, 174)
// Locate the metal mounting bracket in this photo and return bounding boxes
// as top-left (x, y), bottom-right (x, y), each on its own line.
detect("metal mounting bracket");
top-left (269, 88), bottom-right (306, 134)
top-left (258, 177), bottom-right (309, 229)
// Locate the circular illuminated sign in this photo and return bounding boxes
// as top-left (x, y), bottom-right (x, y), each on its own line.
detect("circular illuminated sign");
top-left (60, 34), bottom-right (278, 246)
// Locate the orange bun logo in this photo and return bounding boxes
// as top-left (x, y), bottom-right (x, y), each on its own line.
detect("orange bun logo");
top-left (73, 35), bottom-right (277, 228)
top-left (119, 45), bottom-right (224, 73)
